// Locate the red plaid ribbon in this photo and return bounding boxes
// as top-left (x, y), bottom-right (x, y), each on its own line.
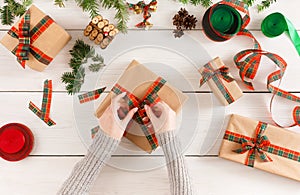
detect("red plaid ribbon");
top-left (128, 0), bottom-right (157, 28)
top-left (111, 77), bottom-right (166, 150)
top-left (232, 122), bottom-right (272, 167)
top-left (234, 49), bottom-right (300, 127)
top-left (28, 80), bottom-right (56, 126)
top-left (224, 122), bottom-right (300, 167)
top-left (200, 62), bottom-right (235, 104)
top-left (7, 9), bottom-right (54, 68)
top-left (78, 87), bottom-right (106, 104)
top-left (204, 0), bottom-right (262, 79)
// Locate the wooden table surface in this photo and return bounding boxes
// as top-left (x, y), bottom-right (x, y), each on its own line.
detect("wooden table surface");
top-left (0, 0), bottom-right (299, 194)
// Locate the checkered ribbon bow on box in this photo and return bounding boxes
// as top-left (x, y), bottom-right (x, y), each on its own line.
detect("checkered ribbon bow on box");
top-left (8, 9), bottom-right (54, 69)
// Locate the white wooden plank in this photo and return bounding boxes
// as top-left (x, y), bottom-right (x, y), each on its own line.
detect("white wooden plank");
top-left (0, 0), bottom-right (300, 30)
top-left (0, 156), bottom-right (299, 195)
top-left (0, 92), bottom-right (298, 155)
top-left (0, 30), bottom-right (300, 92)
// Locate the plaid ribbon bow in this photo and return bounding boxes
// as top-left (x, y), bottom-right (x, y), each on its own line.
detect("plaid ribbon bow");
top-left (200, 62), bottom-right (235, 104)
top-left (234, 49), bottom-right (300, 127)
top-left (112, 77), bottom-right (166, 150)
top-left (128, 0), bottom-right (157, 28)
top-left (224, 121), bottom-right (300, 168)
top-left (8, 9), bottom-right (54, 68)
top-left (234, 122), bottom-right (272, 167)
top-left (28, 80), bottom-right (56, 126)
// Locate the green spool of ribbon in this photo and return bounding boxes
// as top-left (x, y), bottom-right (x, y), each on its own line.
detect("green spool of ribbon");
top-left (210, 4), bottom-right (242, 35)
top-left (261, 12), bottom-right (300, 56)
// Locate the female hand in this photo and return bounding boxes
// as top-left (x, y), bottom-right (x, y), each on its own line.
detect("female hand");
top-left (99, 92), bottom-right (138, 140)
top-left (144, 101), bottom-right (176, 134)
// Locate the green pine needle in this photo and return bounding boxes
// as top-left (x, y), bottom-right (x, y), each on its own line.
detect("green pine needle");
top-left (54, 0), bottom-right (129, 33)
top-left (54, 0), bottom-right (65, 7)
top-left (0, 0), bottom-right (32, 25)
top-left (178, 0), bottom-right (212, 7)
top-left (243, 0), bottom-right (277, 12)
top-left (0, 5), bottom-right (14, 25)
top-left (62, 40), bottom-right (105, 95)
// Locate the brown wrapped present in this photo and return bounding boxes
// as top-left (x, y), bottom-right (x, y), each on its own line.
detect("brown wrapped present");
top-left (219, 114), bottom-right (300, 181)
top-left (95, 60), bottom-right (188, 153)
top-left (199, 57), bottom-right (243, 105)
top-left (0, 5), bottom-right (71, 72)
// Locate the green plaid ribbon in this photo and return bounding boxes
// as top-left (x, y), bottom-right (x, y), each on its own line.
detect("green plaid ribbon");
top-left (224, 122), bottom-right (300, 167)
top-left (200, 62), bottom-right (235, 104)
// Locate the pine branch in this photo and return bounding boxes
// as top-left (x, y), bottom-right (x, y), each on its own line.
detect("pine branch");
top-left (62, 39), bottom-right (105, 95)
top-left (243, 0), bottom-right (277, 12)
top-left (178, 0), bottom-right (212, 7)
top-left (0, 0), bottom-right (32, 25)
top-left (54, 0), bottom-right (65, 7)
top-left (257, 0), bottom-right (277, 12)
top-left (0, 5), bottom-right (14, 25)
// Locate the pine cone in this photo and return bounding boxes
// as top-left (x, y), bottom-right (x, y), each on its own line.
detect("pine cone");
top-left (178, 8), bottom-right (188, 18)
top-left (172, 14), bottom-right (184, 28)
top-left (183, 15), bottom-right (197, 30)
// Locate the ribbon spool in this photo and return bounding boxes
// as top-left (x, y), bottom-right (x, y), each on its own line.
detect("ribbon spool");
top-left (203, 4), bottom-right (242, 41)
top-left (0, 123), bottom-right (34, 162)
top-left (261, 12), bottom-right (300, 55)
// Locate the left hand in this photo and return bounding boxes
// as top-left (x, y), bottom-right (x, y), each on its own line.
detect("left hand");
top-left (99, 92), bottom-right (138, 140)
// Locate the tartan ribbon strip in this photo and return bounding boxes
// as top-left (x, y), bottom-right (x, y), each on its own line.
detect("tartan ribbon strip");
top-left (200, 62), bottom-right (235, 104)
top-left (232, 122), bottom-right (272, 167)
top-left (7, 10), bottom-right (54, 68)
top-left (234, 49), bottom-right (300, 127)
top-left (78, 87), bottom-right (106, 104)
top-left (224, 122), bottom-right (300, 167)
top-left (14, 10), bottom-right (31, 68)
top-left (28, 80), bottom-right (56, 126)
top-left (111, 77), bottom-right (167, 150)
top-left (128, 0), bottom-right (157, 28)
top-left (203, 0), bottom-right (262, 80)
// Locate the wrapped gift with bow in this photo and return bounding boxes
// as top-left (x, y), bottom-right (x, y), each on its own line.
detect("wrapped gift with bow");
top-left (0, 5), bottom-right (71, 72)
top-left (95, 60), bottom-right (188, 153)
top-left (199, 57), bottom-right (243, 105)
top-left (219, 114), bottom-right (300, 181)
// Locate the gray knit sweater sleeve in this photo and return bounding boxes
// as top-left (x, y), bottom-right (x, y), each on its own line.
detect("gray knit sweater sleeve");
top-left (157, 131), bottom-right (193, 195)
top-left (57, 129), bottom-right (120, 195)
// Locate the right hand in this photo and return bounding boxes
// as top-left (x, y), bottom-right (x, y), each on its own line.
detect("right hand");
top-left (144, 101), bottom-right (176, 134)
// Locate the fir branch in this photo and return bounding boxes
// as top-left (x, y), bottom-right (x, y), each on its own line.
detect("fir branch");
top-left (243, 0), bottom-right (277, 12)
top-left (0, 5), bottom-right (14, 25)
top-left (89, 54), bottom-right (105, 72)
top-left (257, 0), bottom-right (277, 12)
top-left (0, 0), bottom-right (32, 25)
top-left (178, 0), bottom-right (212, 7)
top-left (62, 40), bottom-right (105, 95)
top-left (54, 0), bottom-right (129, 33)
top-left (54, 0), bottom-right (65, 7)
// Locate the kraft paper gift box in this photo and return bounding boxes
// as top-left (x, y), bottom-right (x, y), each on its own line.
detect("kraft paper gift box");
top-left (95, 60), bottom-right (188, 153)
top-left (0, 5), bottom-right (71, 72)
top-left (199, 57), bottom-right (243, 106)
top-left (219, 114), bottom-right (300, 181)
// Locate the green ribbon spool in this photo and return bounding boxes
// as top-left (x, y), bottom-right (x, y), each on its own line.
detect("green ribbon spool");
top-left (261, 12), bottom-right (300, 56)
top-left (210, 4), bottom-right (242, 35)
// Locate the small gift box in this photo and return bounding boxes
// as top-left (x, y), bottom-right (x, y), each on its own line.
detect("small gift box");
top-left (0, 5), bottom-right (71, 72)
top-left (95, 60), bottom-right (188, 153)
top-left (199, 57), bottom-right (243, 105)
top-left (219, 114), bottom-right (300, 181)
